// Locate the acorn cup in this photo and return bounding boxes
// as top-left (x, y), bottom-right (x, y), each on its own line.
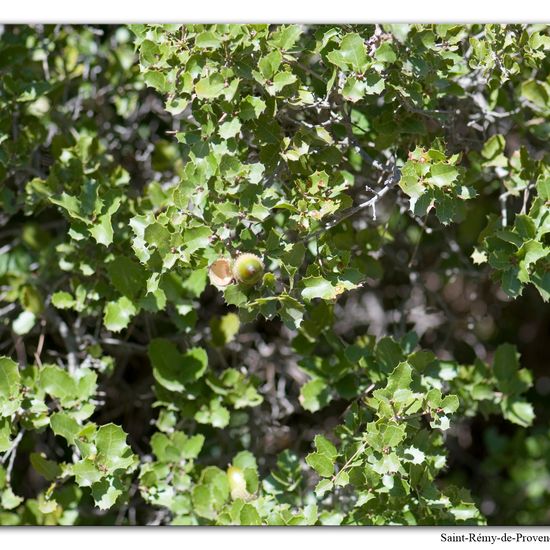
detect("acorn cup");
top-left (208, 258), bottom-right (234, 288)
top-left (232, 253), bottom-right (264, 286)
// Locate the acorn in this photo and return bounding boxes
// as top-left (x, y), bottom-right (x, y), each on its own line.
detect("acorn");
top-left (232, 253), bottom-right (264, 286)
top-left (227, 465), bottom-right (251, 501)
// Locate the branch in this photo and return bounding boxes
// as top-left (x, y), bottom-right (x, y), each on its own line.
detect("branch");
top-left (2, 430), bottom-right (25, 483)
top-left (45, 309), bottom-right (79, 374)
top-left (299, 164), bottom-right (401, 245)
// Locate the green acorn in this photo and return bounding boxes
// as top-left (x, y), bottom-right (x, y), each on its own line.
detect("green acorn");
top-left (227, 465), bottom-right (251, 501)
top-left (232, 253), bottom-right (264, 286)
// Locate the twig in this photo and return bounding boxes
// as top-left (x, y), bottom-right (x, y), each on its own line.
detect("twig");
top-left (2, 430), bottom-right (25, 483)
top-left (298, 165), bottom-right (400, 244)
top-left (100, 338), bottom-right (147, 352)
top-left (520, 184), bottom-right (533, 215)
top-left (45, 309), bottom-right (79, 374)
top-left (13, 335), bottom-right (27, 368)
top-left (34, 319), bottom-right (46, 367)
top-left (499, 191), bottom-right (511, 228)
top-left (0, 303), bottom-right (17, 317)
top-left (332, 440), bottom-right (367, 484)
top-left (340, 383), bottom-right (376, 420)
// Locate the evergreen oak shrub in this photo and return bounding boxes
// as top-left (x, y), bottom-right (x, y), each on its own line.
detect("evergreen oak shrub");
top-left (0, 24), bottom-right (549, 525)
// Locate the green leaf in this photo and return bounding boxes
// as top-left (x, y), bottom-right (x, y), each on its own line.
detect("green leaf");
top-left (95, 423), bottom-right (136, 472)
top-left (386, 362), bottom-right (413, 393)
top-left (269, 25), bottom-right (302, 50)
top-left (144, 222), bottom-right (171, 254)
top-left (50, 412), bottom-right (81, 445)
top-left (149, 339), bottom-right (208, 391)
top-left (314, 435), bottom-right (337, 460)
top-left (270, 71), bottom-right (297, 93)
top-left (493, 343), bottom-right (519, 390)
top-left (319, 511), bottom-right (344, 526)
top-left (403, 446), bottom-right (426, 465)
top-left (218, 118), bottom-right (242, 140)
top-left (181, 434), bottom-right (205, 459)
top-left (440, 394), bottom-right (460, 414)
top-left (72, 459), bottom-right (103, 487)
top-left (12, 310), bottom-right (36, 335)
top-left (399, 173), bottom-right (425, 207)
top-left (429, 163), bottom-right (459, 187)
top-left (0, 358), bottom-right (20, 402)
top-left (520, 80), bottom-right (549, 110)
top-left (301, 277), bottom-right (339, 301)
top-left (89, 196), bottom-right (122, 247)
top-left (195, 399), bottom-right (230, 428)
top-left (382, 424), bottom-right (406, 447)
top-left (223, 285), bottom-right (248, 307)
top-left (232, 450), bottom-right (257, 471)
top-left (518, 240), bottom-right (547, 283)
top-left (0, 418), bottom-right (12, 452)
top-left (30, 453), bottom-right (62, 481)
top-left (91, 477), bottom-right (124, 510)
top-left (305, 452), bottom-right (334, 477)
top-left (502, 397), bottom-right (535, 427)
top-left (39, 365), bottom-right (77, 405)
top-left (315, 478), bottom-right (334, 498)
top-left (240, 96), bottom-right (266, 121)
top-left (258, 50), bottom-right (282, 80)
top-left (195, 31), bottom-right (221, 49)
top-left (192, 466), bottom-right (230, 519)
top-left (210, 313), bottom-right (240, 346)
top-left (183, 225), bottom-right (212, 253)
top-left (1, 488), bottom-right (23, 510)
top-left (240, 503), bottom-right (262, 525)
top-left (195, 74), bottom-right (225, 99)
top-left (144, 71), bottom-right (168, 93)
top-left (481, 134), bottom-right (505, 162)
top-left (107, 256), bottom-right (147, 299)
top-left (374, 42), bottom-right (397, 63)
top-left (342, 76), bottom-right (365, 102)
top-left (328, 33), bottom-right (367, 71)
top-left (51, 291), bottom-right (76, 310)
top-left (299, 379), bottom-right (331, 412)
top-left (375, 337), bottom-right (404, 371)
top-left (104, 296), bottom-right (138, 332)
top-left (363, 73), bottom-right (385, 95)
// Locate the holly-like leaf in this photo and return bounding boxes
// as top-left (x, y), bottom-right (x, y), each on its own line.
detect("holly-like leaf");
top-left (149, 339), bottom-right (208, 392)
top-left (104, 297), bottom-right (138, 332)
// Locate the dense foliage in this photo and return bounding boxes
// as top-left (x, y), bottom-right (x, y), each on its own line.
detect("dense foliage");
top-left (0, 23), bottom-right (549, 526)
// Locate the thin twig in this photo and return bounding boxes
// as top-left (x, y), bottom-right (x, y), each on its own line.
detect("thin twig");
top-left (45, 309), bottom-right (79, 374)
top-left (298, 166), bottom-right (401, 244)
top-left (520, 184), bottom-right (533, 215)
top-left (332, 440), bottom-right (367, 484)
top-left (2, 430), bottom-right (25, 483)
top-left (499, 191), bottom-right (511, 228)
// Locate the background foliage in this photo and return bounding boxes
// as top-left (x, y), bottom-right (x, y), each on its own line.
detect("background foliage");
top-left (0, 23), bottom-right (549, 525)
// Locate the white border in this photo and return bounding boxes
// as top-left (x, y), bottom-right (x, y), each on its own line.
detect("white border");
top-left (0, 0), bottom-right (549, 23)
top-left (3, 527), bottom-right (550, 550)
top-left (1, 3), bottom-right (549, 548)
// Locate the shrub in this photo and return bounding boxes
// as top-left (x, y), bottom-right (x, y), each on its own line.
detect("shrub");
top-left (0, 23), bottom-right (548, 525)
